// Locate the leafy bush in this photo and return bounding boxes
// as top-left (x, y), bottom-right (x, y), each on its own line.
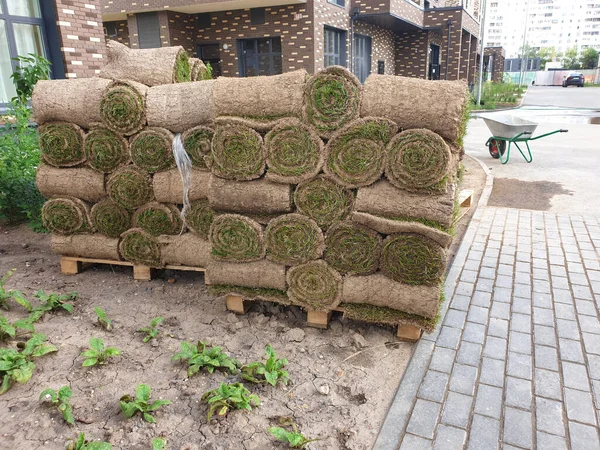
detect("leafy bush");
top-left (241, 344), bottom-right (289, 387)
top-left (172, 341), bottom-right (240, 376)
top-left (119, 383), bottom-right (171, 423)
top-left (66, 433), bottom-right (112, 450)
top-left (201, 382), bottom-right (260, 420)
top-left (40, 385), bottom-right (75, 425)
top-left (80, 337), bottom-right (121, 367)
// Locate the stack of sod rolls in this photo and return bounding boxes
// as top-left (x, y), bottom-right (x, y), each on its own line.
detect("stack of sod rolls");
top-left (34, 55), bottom-right (470, 332)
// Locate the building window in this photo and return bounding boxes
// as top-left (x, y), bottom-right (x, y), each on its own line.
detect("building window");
top-left (197, 43), bottom-right (222, 78)
top-left (196, 13), bottom-right (211, 29)
top-left (324, 26), bottom-right (346, 67)
top-left (328, 0), bottom-right (345, 6)
top-left (104, 22), bottom-right (118, 38)
top-left (250, 8), bottom-right (266, 25)
top-left (136, 12), bottom-right (161, 49)
top-left (238, 37), bottom-right (282, 77)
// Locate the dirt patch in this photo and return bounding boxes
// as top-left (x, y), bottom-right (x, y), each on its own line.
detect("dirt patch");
top-left (488, 178), bottom-right (573, 211)
top-left (0, 157), bottom-right (486, 450)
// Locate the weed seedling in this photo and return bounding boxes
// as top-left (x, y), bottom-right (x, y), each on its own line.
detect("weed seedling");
top-left (119, 383), bottom-right (172, 424)
top-left (137, 316), bottom-right (163, 343)
top-left (40, 385), bottom-right (75, 425)
top-left (66, 433), bottom-right (112, 450)
top-left (201, 382), bottom-right (260, 420)
top-left (81, 337), bottom-right (121, 367)
top-left (0, 270), bottom-right (32, 311)
top-left (152, 437), bottom-right (167, 450)
top-left (0, 314), bottom-right (35, 341)
top-left (241, 344), bottom-right (289, 387)
top-left (0, 333), bottom-right (57, 394)
top-left (94, 307), bottom-right (113, 331)
top-left (268, 417), bottom-right (320, 448)
top-left (33, 289), bottom-right (77, 314)
top-left (172, 341), bottom-right (240, 377)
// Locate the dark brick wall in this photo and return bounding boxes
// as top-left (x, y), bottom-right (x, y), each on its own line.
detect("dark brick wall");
top-left (354, 21), bottom-right (395, 76)
top-left (484, 47), bottom-right (505, 83)
top-left (104, 20), bottom-right (129, 46)
top-left (54, 0), bottom-right (106, 78)
top-left (395, 29), bottom-right (428, 78)
top-left (167, 11), bottom-right (196, 54)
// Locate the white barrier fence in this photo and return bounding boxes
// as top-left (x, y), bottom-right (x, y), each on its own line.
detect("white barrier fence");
top-left (534, 69), bottom-right (600, 86)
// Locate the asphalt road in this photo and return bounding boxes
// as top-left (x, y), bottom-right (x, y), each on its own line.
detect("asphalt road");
top-left (465, 87), bottom-right (600, 215)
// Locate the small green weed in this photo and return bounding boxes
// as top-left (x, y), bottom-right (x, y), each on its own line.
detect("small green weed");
top-left (137, 316), bottom-right (163, 343)
top-left (94, 307), bottom-right (113, 331)
top-left (201, 382), bottom-right (260, 420)
top-left (33, 289), bottom-right (78, 314)
top-left (152, 437), bottom-right (167, 450)
top-left (81, 337), bottom-right (121, 367)
top-left (119, 383), bottom-right (172, 424)
top-left (241, 344), bottom-right (289, 387)
top-left (0, 270), bottom-right (32, 311)
top-left (0, 333), bottom-right (57, 394)
top-left (172, 341), bottom-right (240, 376)
top-left (40, 385), bottom-right (75, 425)
top-left (0, 314), bottom-right (35, 341)
top-left (66, 433), bottom-right (112, 450)
top-left (269, 417), bottom-right (320, 448)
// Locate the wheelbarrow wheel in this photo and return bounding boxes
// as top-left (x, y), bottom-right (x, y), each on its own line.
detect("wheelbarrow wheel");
top-left (488, 139), bottom-right (506, 159)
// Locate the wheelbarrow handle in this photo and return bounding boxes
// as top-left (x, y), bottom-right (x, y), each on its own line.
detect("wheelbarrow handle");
top-left (522, 131), bottom-right (532, 135)
top-left (560, 129), bottom-right (569, 133)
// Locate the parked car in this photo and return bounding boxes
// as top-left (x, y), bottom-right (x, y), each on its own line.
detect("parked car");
top-left (562, 73), bottom-right (585, 87)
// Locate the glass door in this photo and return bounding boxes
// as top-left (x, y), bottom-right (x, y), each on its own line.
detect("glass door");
top-left (353, 34), bottom-right (371, 83)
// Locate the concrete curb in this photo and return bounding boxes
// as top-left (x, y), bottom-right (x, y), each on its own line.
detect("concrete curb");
top-left (372, 156), bottom-right (494, 450)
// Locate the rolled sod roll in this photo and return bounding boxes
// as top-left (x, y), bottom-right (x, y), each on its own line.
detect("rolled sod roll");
top-left (209, 214), bottom-right (265, 262)
top-left (84, 127), bottom-right (129, 173)
top-left (119, 228), bottom-right (161, 267)
top-left (190, 58), bottom-right (209, 81)
top-left (51, 234), bottom-right (121, 261)
top-left (208, 175), bottom-right (292, 215)
top-left (153, 168), bottom-right (210, 203)
top-left (209, 285), bottom-right (289, 304)
top-left (36, 164), bottom-right (106, 203)
top-left (90, 199), bottom-right (132, 238)
top-left (208, 123), bottom-right (265, 181)
top-left (100, 40), bottom-right (191, 86)
top-left (39, 122), bottom-right (85, 167)
top-left (265, 214), bottom-right (324, 266)
top-left (130, 127), bottom-right (175, 173)
top-left (182, 126), bottom-right (214, 168)
top-left (323, 222), bottom-right (381, 276)
top-left (107, 166), bottom-right (154, 210)
top-left (213, 69), bottom-right (307, 131)
top-left (355, 180), bottom-right (456, 229)
top-left (286, 260), bottom-right (342, 311)
top-left (293, 175), bottom-right (354, 230)
top-left (100, 80), bottom-right (148, 136)
top-left (350, 212), bottom-right (453, 248)
top-left (264, 118), bottom-right (324, 184)
top-left (42, 197), bottom-right (91, 234)
top-left (324, 117), bottom-right (398, 188)
top-left (185, 200), bottom-right (215, 239)
top-left (206, 260), bottom-right (287, 291)
top-left (342, 274), bottom-right (441, 319)
top-left (381, 233), bottom-right (446, 286)
top-left (32, 78), bottom-right (111, 128)
top-left (133, 202), bottom-right (183, 236)
top-left (360, 75), bottom-right (469, 142)
top-left (386, 129), bottom-right (451, 193)
top-left (159, 233), bottom-right (211, 267)
top-left (303, 66), bottom-right (361, 139)
top-left (146, 81), bottom-right (215, 133)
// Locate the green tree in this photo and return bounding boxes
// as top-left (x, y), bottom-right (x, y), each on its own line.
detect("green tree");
top-left (538, 46), bottom-right (557, 70)
top-left (561, 46), bottom-right (581, 70)
top-left (580, 47), bottom-right (599, 70)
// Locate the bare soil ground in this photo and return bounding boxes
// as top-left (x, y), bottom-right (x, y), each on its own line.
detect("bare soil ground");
top-left (0, 156), bottom-right (485, 450)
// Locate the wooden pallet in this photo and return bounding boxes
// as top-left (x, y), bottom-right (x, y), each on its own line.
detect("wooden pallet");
top-left (60, 256), bottom-right (206, 281)
top-left (458, 189), bottom-right (473, 208)
top-left (225, 294), bottom-right (422, 342)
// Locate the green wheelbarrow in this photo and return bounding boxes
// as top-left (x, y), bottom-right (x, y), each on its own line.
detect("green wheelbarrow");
top-left (483, 115), bottom-right (568, 164)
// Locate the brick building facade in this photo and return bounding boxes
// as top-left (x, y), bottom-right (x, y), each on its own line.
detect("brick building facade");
top-left (484, 46), bottom-right (505, 83)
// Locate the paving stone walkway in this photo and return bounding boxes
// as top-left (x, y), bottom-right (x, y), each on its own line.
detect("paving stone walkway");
top-left (375, 207), bottom-right (600, 450)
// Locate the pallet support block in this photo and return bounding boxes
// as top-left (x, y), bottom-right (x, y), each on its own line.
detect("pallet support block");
top-left (459, 189), bottom-right (473, 207)
top-left (60, 256), bottom-right (82, 275)
top-left (226, 295), bottom-right (250, 314)
top-left (306, 310), bottom-right (332, 329)
top-left (133, 265), bottom-right (153, 281)
top-left (397, 324), bottom-right (422, 342)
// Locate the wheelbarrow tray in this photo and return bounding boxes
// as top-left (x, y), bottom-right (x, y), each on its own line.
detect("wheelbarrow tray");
top-left (482, 115), bottom-right (538, 139)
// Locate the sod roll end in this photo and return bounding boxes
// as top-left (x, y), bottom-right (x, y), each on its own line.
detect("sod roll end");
top-left (293, 175), bottom-right (354, 229)
top-left (90, 199), bottom-right (132, 238)
top-left (130, 127), bottom-right (175, 173)
top-left (39, 122), bottom-right (85, 168)
top-left (107, 166), bottom-right (154, 210)
top-left (287, 260), bottom-right (342, 311)
top-left (42, 197), bottom-right (91, 235)
top-left (323, 221), bottom-right (381, 275)
top-left (209, 214), bottom-right (265, 262)
top-left (133, 202), bottom-right (183, 236)
top-left (119, 228), bottom-right (161, 267)
top-left (100, 80), bottom-right (148, 136)
top-left (265, 213), bottom-right (324, 266)
top-left (84, 127), bottom-right (129, 173)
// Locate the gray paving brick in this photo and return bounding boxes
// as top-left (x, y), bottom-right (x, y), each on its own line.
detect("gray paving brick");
top-left (464, 259), bottom-right (481, 272)
top-left (399, 434), bottom-right (432, 450)
top-left (490, 301), bottom-right (510, 320)
top-left (478, 267), bottom-right (496, 280)
top-left (450, 294), bottom-right (471, 312)
top-left (479, 358), bottom-right (505, 388)
top-left (474, 384), bottom-right (502, 419)
top-left (557, 319), bottom-right (580, 340)
top-left (536, 397), bottom-right (566, 437)
top-left (440, 391), bottom-right (473, 429)
top-left (481, 256), bottom-right (499, 268)
top-left (536, 432), bottom-right (568, 450)
top-left (562, 361), bottom-right (591, 391)
top-left (475, 278), bottom-right (494, 293)
top-left (429, 347), bottom-right (456, 374)
top-left (514, 271), bottom-right (531, 285)
top-left (534, 324), bottom-right (557, 347)
top-left (554, 303), bottom-right (576, 322)
top-left (503, 407), bottom-right (532, 449)
top-left (567, 262), bottom-right (585, 274)
top-left (495, 275), bottom-right (513, 289)
top-left (467, 250), bottom-right (484, 261)
top-left (533, 267), bottom-right (550, 281)
top-left (509, 331), bottom-right (532, 355)
top-left (497, 264), bottom-right (513, 276)
top-left (533, 306), bottom-right (555, 326)
top-left (568, 422), bottom-right (600, 450)
top-left (467, 306), bottom-right (489, 325)
top-left (512, 296), bottom-right (532, 314)
top-left (569, 272), bottom-right (590, 286)
top-left (507, 351), bottom-right (532, 380)
top-left (433, 425), bottom-right (466, 450)
top-left (583, 332), bottom-right (600, 355)
top-left (514, 283), bottom-right (532, 299)
top-left (549, 254), bottom-right (566, 266)
top-left (589, 270), bottom-right (600, 282)
top-left (535, 344), bottom-right (559, 371)
top-left (437, 326), bottom-right (462, 350)
top-left (511, 313), bottom-right (532, 333)
top-left (559, 338), bottom-right (585, 363)
top-left (467, 414), bottom-right (499, 450)
top-left (492, 286), bottom-right (512, 303)
top-left (535, 368), bottom-right (563, 401)
top-left (460, 270), bottom-right (478, 284)
top-left (505, 376), bottom-right (532, 410)
top-left (533, 291), bottom-right (553, 309)
top-left (449, 364), bottom-right (478, 396)
top-left (553, 289), bottom-right (574, 305)
top-left (406, 399), bottom-right (441, 439)
top-left (592, 379), bottom-right (600, 409)
top-left (573, 284), bottom-right (594, 300)
top-left (443, 309), bottom-right (467, 329)
top-left (550, 264), bottom-right (568, 277)
top-left (499, 254), bottom-right (514, 265)
top-left (552, 276), bottom-right (570, 291)
top-left (588, 354), bottom-right (600, 380)
top-left (463, 322), bottom-right (486, 345)
top-left (488, 318), bottom-right (509, 339)
top-left (456, 341), bottom-right (482, 367)
top-left (579, 315), bottom-right (600, 335)
top-left (471, 291), bottom-right (492, 308)
top-left (418, 370), bottom-right (450, 403)
top-left (534, 279), bottom-right (552, 294)
top-left (565, 388), bottom-right (597, 425)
